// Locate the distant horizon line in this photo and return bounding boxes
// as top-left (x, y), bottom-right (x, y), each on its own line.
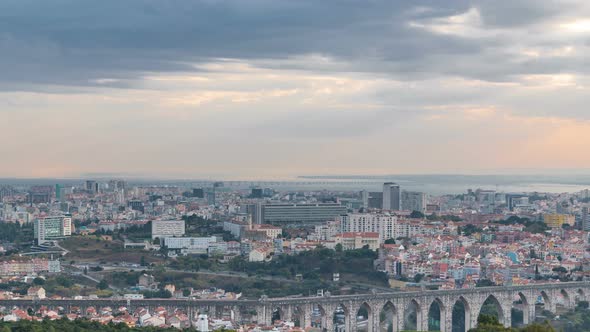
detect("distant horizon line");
top-left (3, 170), bottom-right (590, 182)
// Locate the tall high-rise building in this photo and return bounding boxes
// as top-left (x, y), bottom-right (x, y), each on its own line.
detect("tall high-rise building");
top-left (85, 180), bottom-right (98, 194)
top-left (128, 200), bottom-right (144, 213)
top-left (206, 188), bottom-right (216, 206)
top-left (382, 183), bottom-right (401, 211)
top-left (28, 186), bottom-right (53, 204)
top-left (192, 188), bottom-right (205, 198)
top-left (361, 191), bottom-right (383, 209)
top-left (582, 207), bottom-right (590, 231)
top-left (506, 193), bottom-right (528, 211)
top-left (251, 188), bottom-right (263, 198)
top-left (34, 215), bottom-right (72, 244)
top-left (401, 191), bottom-right (427, 213)
top-left (55, 184), bottom-right (67, 202)
top-left (242, 203), bottom-right (263, 224)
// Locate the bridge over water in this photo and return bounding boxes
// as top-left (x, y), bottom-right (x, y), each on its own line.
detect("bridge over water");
top-left (1, 282), bottom-right (588, 331)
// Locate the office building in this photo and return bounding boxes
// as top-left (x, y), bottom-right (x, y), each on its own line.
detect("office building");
top-left (251, 188), bottom-right (263, 198)
top-left (192, 188), bottom-right (205, 198)
top-left (151, 220), bottom-right (185, 239)
top-left (361, 191), bottom-right (383, 209)
top-left (34, 215), bottom-right (72, 244)
top-left (128, 200), bottom-right (144, 213)
top-left (86, 180), bottom-right (98, 194)
top-left (582, 207), bottom-right (590, 231)
top-left (401, 191), bottom-right (427, 213)
top-left (205, 188), bottom-right (216, 206)
top-left (506, 194), bottom-right (528, 211)
top-left (241, 203), bottom-right (263, 224)
top-left (340, 213), bottom-right (396, 243)
top-left (382, 182), bottom-right (401, 211)
top-left (28, 186), bottom-right (53, 204)
top-left (114, 180), bottom-right (126, 190)
top-left (260, 203), bottom-right (347, 225)
top-left (55, 184), bottom-right (64, 201)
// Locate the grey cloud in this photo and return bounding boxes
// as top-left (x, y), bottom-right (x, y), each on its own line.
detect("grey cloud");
top-left (0, 0), bottom-right (589, 92)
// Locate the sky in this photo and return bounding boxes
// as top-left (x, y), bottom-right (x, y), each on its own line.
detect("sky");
top-left (2, 0), bottom-right (590, 179)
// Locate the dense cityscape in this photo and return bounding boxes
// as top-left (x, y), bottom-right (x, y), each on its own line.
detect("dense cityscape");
top-left (0, 178), bottom-right (589, 331)
top-left (4, 0), bottom-right (590, 331)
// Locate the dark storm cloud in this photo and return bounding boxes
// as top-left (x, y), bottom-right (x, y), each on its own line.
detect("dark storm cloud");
top-left (0, 0), bottom-right (587, 90)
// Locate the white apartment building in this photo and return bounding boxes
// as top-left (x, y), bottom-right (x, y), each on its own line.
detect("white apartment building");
top-left (34, 215), bottom-right (72, 244)
top-left (163, 236), bottom-right (217, 250)
top-left (151, 220), bottom-right (185, 239)
top-left (309, 219), bottom-right (341, 241)
top-left (394, 221), bottom-right (425, 238)
top-left (340, 213), bottom-right (396, 243)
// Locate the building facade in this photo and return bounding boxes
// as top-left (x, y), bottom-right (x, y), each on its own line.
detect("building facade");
top-left (34, 216), bottom-right (72, 244)
top-left (361, 191), bottom-right (384, 209)
top-left (340, 213), bottom-right (396, 243)
top-left (382, 183), bottom-right (401, 211)
top-left (335, 232), bottom-right (380, 250)
top-left (260, 203), bottom-right (347, 225)
top-left (151, 220), bottom-right (186, 239)
top-left (543, 214), bottom-right (575, 228)
top-left (402, 191), bottom-right (427, 213)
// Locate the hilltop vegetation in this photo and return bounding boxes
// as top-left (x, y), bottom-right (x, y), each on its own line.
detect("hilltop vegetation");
top-left (0, 318), bottom-right (199, 332)
top-left (228, 246), bottom-right (388, 286)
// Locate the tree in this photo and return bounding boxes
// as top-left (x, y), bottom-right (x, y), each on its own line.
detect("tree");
top-left (520, 322), bottom-right (555, 332)
top-left (577, 300), bottom-right (589, 309)
top-left (524, 222), bottom-right (549, 234)
top-left (335, 243), bottom-right (343, 252)
top-left (469, 313), bottom-right (514, 332)
top-left (476, 279), bottom-right (496, 288)
top-left (32, 277), bottom-right (45, 286)
top-left (414, 273), bottom-right (424, 283)
top-left (552, 266), bottom-right (567, 274)
top-left (140, 256), bottom-right (147, 267)
top-left (384, 238), bottom-right (396, 244)
top-left (97, 280), bottom-right (109, 290)
top-left (409, 210), bottom-right (425, 219)
top-left (478, 313), bottom-right (500, 326)
top-left (463, 224), bottom-right (483, 236)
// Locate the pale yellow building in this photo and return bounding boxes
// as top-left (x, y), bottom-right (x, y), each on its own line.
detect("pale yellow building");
top-left (335, 232), bottom-right (380, 251)
top-left (543, 214), bottom-right (575, 228)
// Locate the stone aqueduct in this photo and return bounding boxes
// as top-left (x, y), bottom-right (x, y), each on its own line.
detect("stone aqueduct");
top-left (1, 282), bottom-right (589, 331)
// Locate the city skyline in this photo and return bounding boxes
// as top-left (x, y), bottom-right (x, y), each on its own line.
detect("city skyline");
top-left (2, 1), bottom-right (590, 178)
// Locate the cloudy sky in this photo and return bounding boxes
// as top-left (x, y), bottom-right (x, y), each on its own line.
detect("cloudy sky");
top-left (2, 0), bottom-right (590, 179)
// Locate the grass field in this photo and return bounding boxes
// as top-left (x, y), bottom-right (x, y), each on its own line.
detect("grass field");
top-left (60, 236), bottom-right (164, 264)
